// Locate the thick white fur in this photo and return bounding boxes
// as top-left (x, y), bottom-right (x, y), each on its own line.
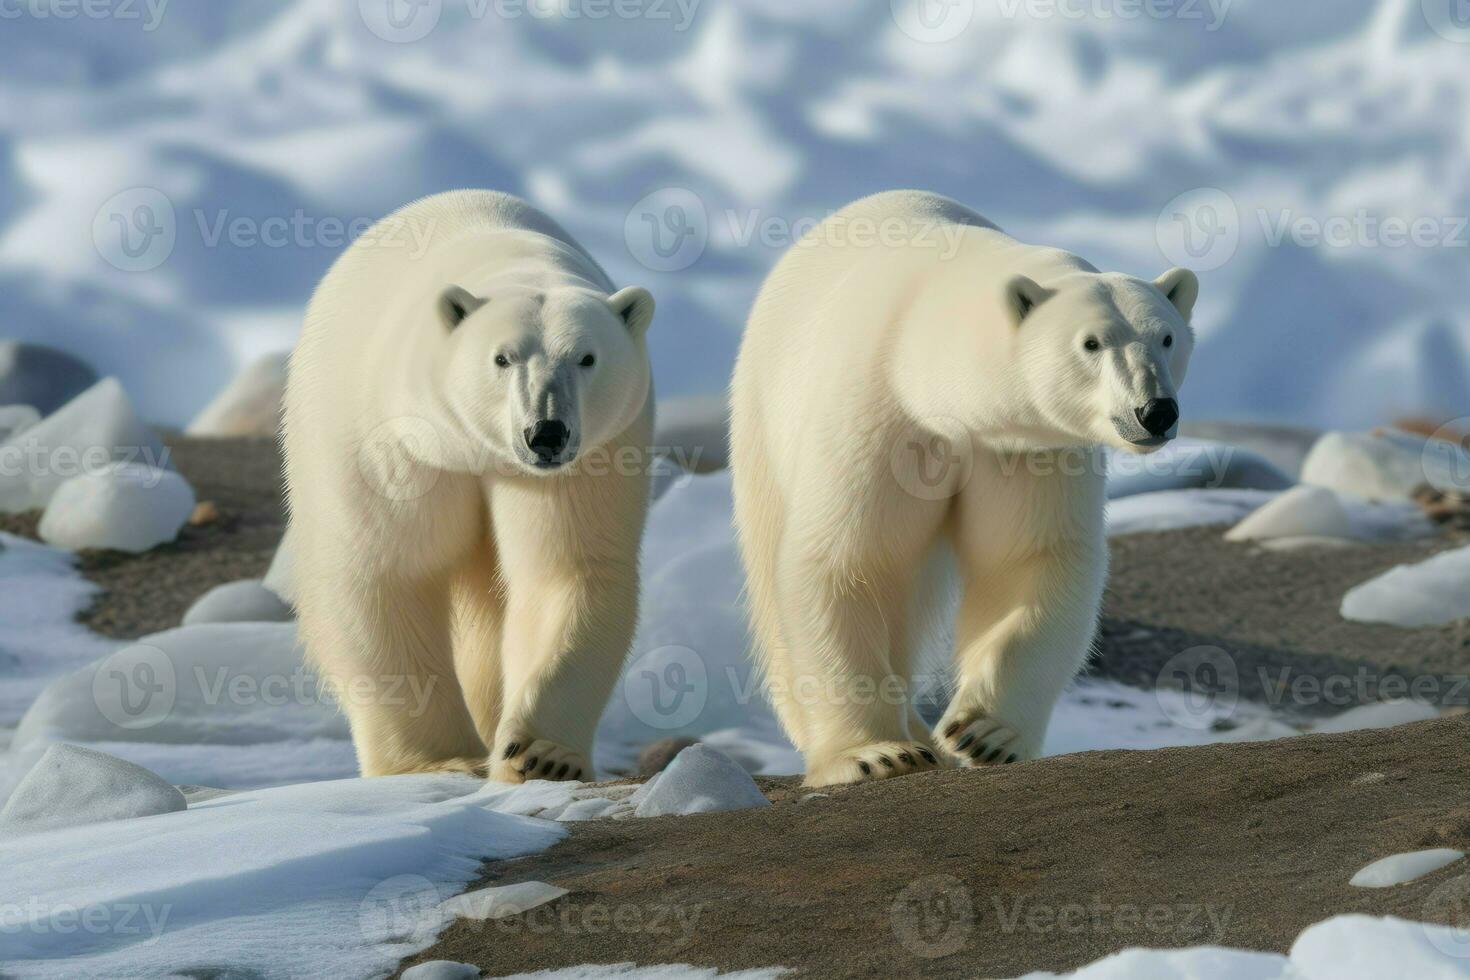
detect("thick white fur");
top-left (283, 190), bottom-right (653, 782)
top-left (730, 190), bottom-right (1197, 787)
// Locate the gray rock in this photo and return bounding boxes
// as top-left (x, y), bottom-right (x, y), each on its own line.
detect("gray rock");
top-left (0, 744), bottom-right (186, 836)
top-left (183, 579), bottom-right (294, 626)
top-left (0, 341), bottom-right (98, 417)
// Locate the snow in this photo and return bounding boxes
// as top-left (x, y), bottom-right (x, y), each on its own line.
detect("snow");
top-left (403, 963), bottom-right (482, 980)
top-left (1350, 849), bottom-right (1465, 888)
top-left (631, 744), bottom-right (770, 817)
top-left (1106, 489), bottom-right (1280, 536)
top-left (1340, 545), bottom-right (1470, 627)
top-left (0, 743), bottom-right (185, 837)
top-left (0, 2), bottom-right (1465, 429)
top-left (1303, 430), bottom-right (1470, 501)
top-left (1025, 915), bottom-right (1470, 978)
top-left (0, 404), bottom-right (41, 443)
top-left (0, 378), bottom-right (168, 514)
top-left (38, 461), bottom-right (195, 553)
top-left (182, 578), bottom-right (295, 625)
top-left (186, 352), bottom-right (288, 437)
top-left (1223, 484), bottom-right (1434, 548)
top-left (1105, 440), bottom-right (1292, 500)
top-left (0, 774), bottom-right (565, 979)
top-left (440, 881), bottom-right (569, 921)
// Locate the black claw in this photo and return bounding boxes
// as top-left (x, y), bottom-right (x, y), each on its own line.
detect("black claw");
top-left (943, 722), bottom-right (961, 738)
top-left (540, 760), bottom-right (555, 776)
top-left (555, 763), bottom-right (570, 779)
top-left (955, 733), bottom-right (975, 751)
top-left (898, 752), bottom-right (914, 766)
top-left (1004, 753), bottom-right (1018, 765)
top-left (572, 768), bottom-right (584, 781)
top-left (502, 742), bottom-right (521, 760)
top-left (878, 755), bottom-right (895, 769)
top-left (858, 760), bottom-right (872, 776)
top-left (523, 756), bottom-right (538, 772)
top-left (919, 749), bottom-right (937, 764)
top-left (984, 745), bottom-right (1005, 763)
top-left (968, 743), bottom-right (987, 759)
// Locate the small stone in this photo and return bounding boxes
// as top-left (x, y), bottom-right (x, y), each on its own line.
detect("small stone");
top-left (188, 501), bottom-right (221, 526)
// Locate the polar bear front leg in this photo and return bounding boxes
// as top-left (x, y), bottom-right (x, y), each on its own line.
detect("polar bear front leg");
top-left (484, 478), bottom-right (645, 784)
top-left (937, 538), bottom-right (1105, 767)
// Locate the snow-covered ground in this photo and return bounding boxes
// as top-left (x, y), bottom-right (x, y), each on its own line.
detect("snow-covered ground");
top-left (0, 465), bottom-right (1453, 977)
top-left (0, 0), bottom-right (1466, 429)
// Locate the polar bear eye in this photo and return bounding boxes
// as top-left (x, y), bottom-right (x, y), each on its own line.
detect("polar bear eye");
top-left (1083, 337), bottom-right (1101, 352)
top-left (1162, 334), bottom-right (1174, 348)
top-left (579, 354), bottom-right (596, 368)
top-left (494, 354), bottom-right (510, 368)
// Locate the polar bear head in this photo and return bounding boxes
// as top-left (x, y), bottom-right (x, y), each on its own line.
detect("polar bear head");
top-left (1005, 267), bottom-right (1197, 454)
top-left (433, 282), bottom-right (654, 475)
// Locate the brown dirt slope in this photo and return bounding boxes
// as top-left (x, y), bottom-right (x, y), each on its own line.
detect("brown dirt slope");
top-left (404, 717), bottom-right (1470, 979)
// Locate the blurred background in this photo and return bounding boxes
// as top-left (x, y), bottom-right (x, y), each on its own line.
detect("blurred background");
top-left (0, 0), bottom-right (1465, 429)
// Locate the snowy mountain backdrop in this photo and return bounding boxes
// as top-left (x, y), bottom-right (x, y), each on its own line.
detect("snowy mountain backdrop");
top-left (0, 0), bottom-right (1466, 428)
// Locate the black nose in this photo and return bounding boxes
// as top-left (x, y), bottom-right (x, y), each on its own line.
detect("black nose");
top-left (524, 419), bottom-right (570, 464)
top-left (1135, 398), bottom-right (1179, 438)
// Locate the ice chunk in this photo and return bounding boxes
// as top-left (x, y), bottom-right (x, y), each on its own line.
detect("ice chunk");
top-left (402, 962), bottom-right (482, 980)
top-left (1106, 439), bottom-right (1293, 500)
top-left (38, 461), bottom-right (194, 552)
top-left (0, 377), bottom-right (167, 513)
top-left (11, 622), bottom-right (347, 754)
top-left (0, 403), bottom-right (40, 442)
top-left (1106, 489), bottom-right (1280, 537)
top-left (440, 881), bottom-right (569, 920)
top-left (1350, 849), bottom-right (1464, 888)
top-left (1303, 430), bottom-right (1470, 501)
top-left (186, 351), bottom-right (288, 437)
top-left (1225, 485), bottom-right (1352, 542)
top-left (1341, 545), bottom-right (1470, 627)
top-left (633, 744), bottom-right (769, 817)
top-left (0, 743), bottom-right (185, 836)
top-left (183, 578), bottom-right (294, 625)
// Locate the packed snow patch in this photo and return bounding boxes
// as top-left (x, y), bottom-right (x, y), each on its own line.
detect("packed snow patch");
top-left (1340, 546), bottom-right (1470, 627)
top-left (0, 378), bottom-right (167, 514)
top-left (0, 743), bottom-right (184, 837)
top-left (1106, 489), bottom-right (1280, 537)
top-left (38, 462), bottom-right (194, 553)
top-left (182, 579), bottom-right (294, 625)
top-left (632, 744), bottom-right (769, 817)
top-left (440, 881), bottom-right (569, 921)
top-left (1350, 849), bottom-right (1464, 888)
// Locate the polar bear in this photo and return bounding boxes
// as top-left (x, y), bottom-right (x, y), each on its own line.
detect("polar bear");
top-left (730, 190), bottom-right (1197, 786)
top-left (283, 190), bottom-right (654, 782)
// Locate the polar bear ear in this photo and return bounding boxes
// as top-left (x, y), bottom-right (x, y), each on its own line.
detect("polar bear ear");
top-left (608, 286), bottom-right (655, 337)
top-left (1005, 275), bottom-right (1055, 328)
top-left (437, 285), bottom-right (486, 332)
top-left (1153, 267), bottom-right (1199, 320)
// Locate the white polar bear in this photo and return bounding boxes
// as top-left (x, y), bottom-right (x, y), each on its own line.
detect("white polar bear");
top-left (730, 190), bottom-right (1198, 787)
top-left (283, 190), bottom-right (655, 782)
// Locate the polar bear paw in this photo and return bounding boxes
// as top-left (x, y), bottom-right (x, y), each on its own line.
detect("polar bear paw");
top-left (803, 741), bottom-right (946, 787)
top-left (492, 737), bottom-right (590, 784)
top-left (937, 710), bottom-right (1031, 767)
